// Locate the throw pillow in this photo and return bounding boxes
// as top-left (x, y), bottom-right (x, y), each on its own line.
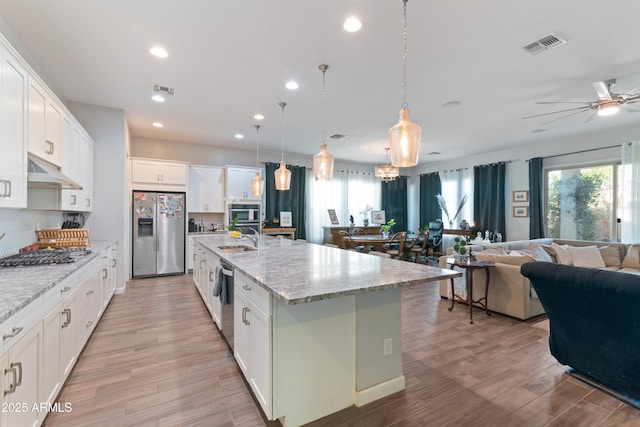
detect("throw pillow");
top-left (481, 246), bottom-right (506, 255)
top-left (567, 245), bottom-right (606, 268)
top-left (599, 245), bottom-right (622, 268)
top-left (475, 253), bottom-right (536, 266)
top-left (540, 244), bottom-right (558, 263)
top-left (551, 242), bottom-right (573, 265)
top-left (621, 244), bottom-right (640, 269)
top-left (522, 242), bottom-right (554, 262)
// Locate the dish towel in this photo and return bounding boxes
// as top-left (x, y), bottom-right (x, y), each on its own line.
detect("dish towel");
top-left (213, 264), bottom-right (233, 305)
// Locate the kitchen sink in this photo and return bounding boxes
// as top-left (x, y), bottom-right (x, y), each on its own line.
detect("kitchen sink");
top-left (217, 245), bottom-right (258, 252)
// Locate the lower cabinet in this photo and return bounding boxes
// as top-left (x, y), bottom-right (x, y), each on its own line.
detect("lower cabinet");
top-left (234, 272), bottom-right (272, 419)
top-left (1, 323), bottom-right (42, 427)
top-left (205, 253), bottom-right (222, 329)
top-left (0, 244), bottom-right (118, 427)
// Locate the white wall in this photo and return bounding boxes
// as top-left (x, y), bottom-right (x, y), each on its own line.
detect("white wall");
top-left (68, 102), bottom-right (129, 292)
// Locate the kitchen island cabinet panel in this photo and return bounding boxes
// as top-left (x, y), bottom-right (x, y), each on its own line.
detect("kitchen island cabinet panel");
top-left (0, 45), bottom-right (28, 208)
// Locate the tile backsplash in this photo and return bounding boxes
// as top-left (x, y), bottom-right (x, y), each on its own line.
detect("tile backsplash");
top-left (0, 209), bottom-right (64, 257)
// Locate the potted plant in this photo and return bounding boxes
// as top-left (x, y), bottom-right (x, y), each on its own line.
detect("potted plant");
top-left (228, 215), bottom-right (241, 239)
top-left (380, 218), bottom-right (396, 239)
top-left (453, 236), bottom-right (470, 262)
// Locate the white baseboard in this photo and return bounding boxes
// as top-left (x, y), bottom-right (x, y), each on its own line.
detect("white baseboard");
top-left (355, 375), bottom-right (405, 406)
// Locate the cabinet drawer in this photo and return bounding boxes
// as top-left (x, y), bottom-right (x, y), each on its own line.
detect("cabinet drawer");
top-left (235, 271), bottom-right (271, 316)
top-left (75, 273), bottom-right (100, 319)
top-left (0, 296), bottom-right (43, 356)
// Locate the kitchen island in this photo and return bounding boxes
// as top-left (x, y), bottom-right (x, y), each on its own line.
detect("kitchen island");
top-left (193, 235), bottom-right (461, 427)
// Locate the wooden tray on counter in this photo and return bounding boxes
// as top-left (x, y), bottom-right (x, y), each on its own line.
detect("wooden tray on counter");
top-left (35, 228), bottom-right (90, 248)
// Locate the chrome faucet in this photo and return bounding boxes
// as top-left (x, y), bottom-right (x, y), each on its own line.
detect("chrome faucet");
top-left (242, 228), bottom-right (260, 247)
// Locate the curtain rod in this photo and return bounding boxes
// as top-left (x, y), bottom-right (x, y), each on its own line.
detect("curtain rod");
top-left (420, 160), bottom-right (511, 176)
top-left (537, 144), bottom-right (620, 160)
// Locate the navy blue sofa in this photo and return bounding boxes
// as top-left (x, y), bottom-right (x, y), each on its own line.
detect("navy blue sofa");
top-left (521, 262), bottom-right (640, 405)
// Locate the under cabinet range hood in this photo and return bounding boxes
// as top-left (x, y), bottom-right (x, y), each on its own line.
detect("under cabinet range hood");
top-left (27, 154), bottom-right (82, 190)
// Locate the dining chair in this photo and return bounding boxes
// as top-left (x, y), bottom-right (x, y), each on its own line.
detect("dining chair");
top-left (410, 231), bottom-right (429, 263)
top-left (426, 220), bottom-right (444, 255)
top-left (384, 232), bottom-right (407, 259)
top-left (338, 230), bottom-right (364, 251)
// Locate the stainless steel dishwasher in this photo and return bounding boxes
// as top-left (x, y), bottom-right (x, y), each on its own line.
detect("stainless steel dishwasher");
top-left (219, 260), bottom-right (235, 350)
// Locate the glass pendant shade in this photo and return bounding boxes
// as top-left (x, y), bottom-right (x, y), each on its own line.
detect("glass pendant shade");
top-left (389, 108), bottom-right (421, 167)
top-left (313, 143), bottom-right (334, 181)
top-left (274, 161), bottom-right (291, 191)
top-left (251, 171), bottom-right (264, 196)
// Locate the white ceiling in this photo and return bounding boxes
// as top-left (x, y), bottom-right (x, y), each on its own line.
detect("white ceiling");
top-left (1, 0), bottom-right (640, 165)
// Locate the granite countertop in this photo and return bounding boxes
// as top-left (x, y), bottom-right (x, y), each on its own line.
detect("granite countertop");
top-left (0, 241), bottom-right (114, 325)
top-left (193, 235), bottom-right (461, 305)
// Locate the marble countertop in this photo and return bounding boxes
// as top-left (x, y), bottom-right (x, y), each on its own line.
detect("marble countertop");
top-left (194, 235), bottom-right (461, 305)
top-left (0, 241), bottom-right (113, 325)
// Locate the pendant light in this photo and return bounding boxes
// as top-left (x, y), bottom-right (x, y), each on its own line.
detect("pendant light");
top-left (313, 64), bottom-right (335, 181)
top-left (388, 0), bottom-right (421, 168)
top-left (250, 124), bottom-right (264, 196)
top-left (274, 102), bottom-right (291, 191)
top-left (375, 147), bottom-right (399, 182)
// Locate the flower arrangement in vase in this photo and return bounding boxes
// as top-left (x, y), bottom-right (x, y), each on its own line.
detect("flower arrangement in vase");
top-left (380, 218), bottom-right (396, 239)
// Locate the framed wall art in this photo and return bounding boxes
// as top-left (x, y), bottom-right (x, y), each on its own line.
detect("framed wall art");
top-left (513, 206), bottom-right (529, 218)
top-left (327, 209), bottom-right (339, 225)
top-left (280, 211), bottom-right (292, 227)
top-left (512, 190), bottom-right (529, 202)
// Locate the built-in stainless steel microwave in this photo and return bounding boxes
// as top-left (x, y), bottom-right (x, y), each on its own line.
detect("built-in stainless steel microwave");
top-left (229, 203), bottom-right (261, 224)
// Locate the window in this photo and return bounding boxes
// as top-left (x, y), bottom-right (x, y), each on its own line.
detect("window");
top-left (545, 163), bottom-right (619, 241)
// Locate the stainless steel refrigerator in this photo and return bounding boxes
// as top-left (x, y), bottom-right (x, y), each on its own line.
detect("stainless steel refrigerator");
top-left (132, 191), bottom-right (185, 278)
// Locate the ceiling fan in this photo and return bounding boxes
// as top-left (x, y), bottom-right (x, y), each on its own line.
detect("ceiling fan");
top-left (523, 78), bottom-right (640, 125)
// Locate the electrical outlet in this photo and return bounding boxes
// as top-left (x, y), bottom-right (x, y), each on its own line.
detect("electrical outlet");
top-left (384, 338), bottom-right (392, 356)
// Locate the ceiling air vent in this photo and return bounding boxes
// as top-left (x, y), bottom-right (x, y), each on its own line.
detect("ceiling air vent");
top-left (522, 33), bottom-right (566, 55)
top-left (327, 134), bottom-right (347, 140)
top-left (152, 84), bottom-right (175, 96)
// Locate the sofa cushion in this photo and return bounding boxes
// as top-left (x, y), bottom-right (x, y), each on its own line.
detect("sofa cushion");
top-left (540, 244), bottom-right (558, 263)
top-left (599, 245), bottom-right (622, 268)
top-left (475, 252), bottom-right (536, 266)
top-left (551, 242), bottom-right (574, 265)
top-left (621, 244), bottom-right (640, 269)
top-left (522, 242), bottom-right (554, 262)
top-left (567, 245), bottom-right (606, 268)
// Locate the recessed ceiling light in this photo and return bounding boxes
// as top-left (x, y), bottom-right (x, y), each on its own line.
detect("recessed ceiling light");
top-left (343, 17), bottom-right (362, 32)
top-left (152, 122), bottom-right (164, 128)
top-left (442, 101), bottom-right (461, 109)
top-left (235, 134), bottom-right (244, 139)
top-left (285, 81), bottom-right (299, 90)
top-left (150, 46), bottom-right (168, 58)
top-left (151, 95), bottom-right (165, 103)
top-left (254, 114), bottom-right (265, 120)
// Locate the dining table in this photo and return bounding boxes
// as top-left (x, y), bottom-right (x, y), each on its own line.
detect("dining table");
top-left (349, 234), bottom-right (417, 258)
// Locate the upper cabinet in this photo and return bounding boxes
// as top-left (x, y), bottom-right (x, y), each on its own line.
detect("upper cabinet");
top-left (188, 166), bottom-right (224, 213)
top-left (225, 166), bottom-right (262, 201)
top-left (131, 158), bottom-right (188, 191)
top-left (27, 77), bottom-right (63, 166)
top-left (0, 44), bottom-right (28, 208)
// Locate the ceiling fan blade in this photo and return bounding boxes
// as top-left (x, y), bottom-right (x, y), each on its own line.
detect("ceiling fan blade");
top-left (584, 111), bottom-right (598, 123)
top-left (539, 108), bottom-right (592, 126)
top-left (522, 105), bottom-right (591, 120)
top-left (535, 101), bottom-right (593, 105)
top-left (593, 81), bottom-right (612, 101)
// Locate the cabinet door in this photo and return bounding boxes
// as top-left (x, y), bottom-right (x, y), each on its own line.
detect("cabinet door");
top-left (206, 258), bottom-right (222, 329)
top-left (131, 159), bottom-right (161, 183)
top-left (27, 78), bottom-right (47, 159)
top-left (108, 244), bottom-right (118, 297)
top-left (234, 289), bottom-right (251, 377)
top-left (205, 167), bottom-right (225, 211)
top-left (226, 167), bottom-right (247, 200)
top-left (250, 303), bottom-right (272, 418)
top-left (42, 303), bottom-right (62, 405)
top-left (187, 166), bottom-right (206, 212)
top-left (4, 323), bottom-right (42, 427)
top-left (45, 99), bottom-right (62, 166)
top-left (78, 135), bottom-right (94, 211)
top-left (0, 47), bottom-right (28, 208)
top-left (187, 237), bottom-right (194, 271)
top-left (59, 294), bottom-right (76, 380)
top-left (60, 119), bottom-right (81, 210)
top-left (160, 162), bottom-right (187, 185)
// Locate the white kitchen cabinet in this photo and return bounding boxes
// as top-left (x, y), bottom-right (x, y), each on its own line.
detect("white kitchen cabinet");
top-left (225, 166), bottom-right (262, 201)
top-left (58, 292), bottom-right (76, 381)
top-left (187, 235), bottom-right (194, 271)
top-left (0, 45), bottom-right (28, 208)
top-left (74, 264), bottom-right (102, 356)
top-left (60, 118), bottom-right (81, 210)
top-left (27, 77), bottom-right (63, 167)
top-left (234, 271), bottom-right (272, 418)
top-left (2, 323), bottom-right (43, 427)
top-left (205, 252), bottom-right (223, 329)
top-left (42, 301), bottom-right (62, 406)
top-left (131, 158), bottom-right (187, 187)
top-left (188, 166), bottom-right (224, 212)
top-left (77, 133), bottom-right (94, 211)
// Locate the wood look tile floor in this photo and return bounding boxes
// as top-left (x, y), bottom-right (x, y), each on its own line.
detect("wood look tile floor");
top-left (44, 274), bottom-right (639, 427)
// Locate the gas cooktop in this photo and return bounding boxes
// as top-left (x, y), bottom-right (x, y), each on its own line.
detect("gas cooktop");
top-left (0, 249), bottom-right (92, 268)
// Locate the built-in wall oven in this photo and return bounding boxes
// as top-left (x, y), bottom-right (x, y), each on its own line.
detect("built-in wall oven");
top-left (228, 203), bottom-right (261, 233)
